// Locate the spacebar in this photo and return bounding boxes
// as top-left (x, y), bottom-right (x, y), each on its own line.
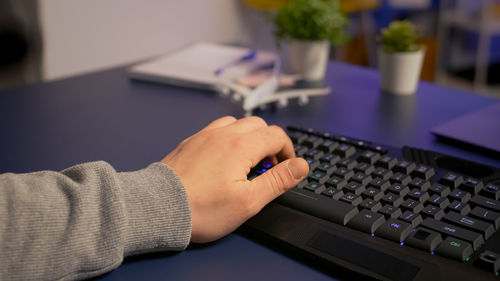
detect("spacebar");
top-left (276, 188), bottom-right (359, 225)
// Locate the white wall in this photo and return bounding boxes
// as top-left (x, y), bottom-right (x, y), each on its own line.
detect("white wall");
top-left (39, 0), bottom-right (258, 81)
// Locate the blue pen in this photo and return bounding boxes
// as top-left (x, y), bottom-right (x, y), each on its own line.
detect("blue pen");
top-left (214, 50), bottom-right (257, 76)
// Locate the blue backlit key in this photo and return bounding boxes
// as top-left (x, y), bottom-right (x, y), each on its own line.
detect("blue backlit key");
top-left (400, 211), bottom-right (423, 227)
top-left (375, 218), bottom-right (412, 243)
top-left (447, 200), bottom-right (471, 215)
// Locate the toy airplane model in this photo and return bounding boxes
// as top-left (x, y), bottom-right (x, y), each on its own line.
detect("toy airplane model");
top-left (215, 55), bottom-right (331, 117)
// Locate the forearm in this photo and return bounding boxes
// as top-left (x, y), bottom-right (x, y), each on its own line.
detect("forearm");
top-left (0, 161), bottom-right (191, 281)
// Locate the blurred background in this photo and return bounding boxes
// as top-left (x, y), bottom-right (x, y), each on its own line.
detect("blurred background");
top-left (1, 0), bottom-right (499, 97)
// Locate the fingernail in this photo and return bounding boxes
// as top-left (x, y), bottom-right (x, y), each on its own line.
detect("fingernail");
top-left (288, 158), bottom-right (306, 180)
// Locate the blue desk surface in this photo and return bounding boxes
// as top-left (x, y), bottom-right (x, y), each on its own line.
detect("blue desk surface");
top-left (1, 61), bottom-right (499, 280)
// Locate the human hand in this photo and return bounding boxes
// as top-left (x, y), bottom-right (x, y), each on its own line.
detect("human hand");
top-left (162, 116), bottom-right (309, 243)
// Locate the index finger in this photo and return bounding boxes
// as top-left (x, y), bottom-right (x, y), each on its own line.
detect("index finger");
top-left (242, 125), bottom-right (295, 168)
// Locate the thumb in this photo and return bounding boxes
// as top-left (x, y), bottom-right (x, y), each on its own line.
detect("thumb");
top-left (250, 157), bottom-right (309, 208)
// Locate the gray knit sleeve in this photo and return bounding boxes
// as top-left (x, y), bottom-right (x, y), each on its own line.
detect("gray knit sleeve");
top-left (0, 161), bottom-right (192, 281)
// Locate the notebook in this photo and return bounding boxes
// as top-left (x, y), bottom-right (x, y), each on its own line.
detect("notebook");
top-left (128, 42), bottom-right (277, 90)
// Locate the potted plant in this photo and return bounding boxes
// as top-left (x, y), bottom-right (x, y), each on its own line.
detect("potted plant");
top-left (273, 0), bottom-right (349, 81)
top-left (378, 20), bottom-right (425, 95)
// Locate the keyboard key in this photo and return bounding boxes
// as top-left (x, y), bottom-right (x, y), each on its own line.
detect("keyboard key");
top-left (375, 219), bottom-right (412, 243)
top-left (447, 200), bottom-right (471, 215)
top-left (304, 158), bottom-right (320, 170)
top-left (353, 162), bottom-right (375, 174)
top-left (304, 182), bottom-right (326, 194)
top-left (436, 237), bottom-right (473, 262)
top-left (359, 199), bottom-right (383, 212)
top-left (372, 167), bottom-right (393, 181)
top-left (303, 135), bottom-right (322, 148)
top-left (332, 167), bottom-right (354, 180)
top-left (294, 145), bottom-right (308, 156)
top-left (428, 183), bottom-right (451, 197)
top-left (407, 189), bottom-right (430, 202)
top-left (474, 250), bottom-right (500, 273)
top-left (308, 170), bottom-right (329, 184)
top-left (427, 194), bottom-right (450, 209)
top-left (408, 178), bottom-right (431, 191)
top-left (442, 211), bottom-right (494, 239)
top-left (277, 187), bottom-right (359, 225)
top-left (479, 183), bottom-right (500, 200)
top-left (368, 178), bottom-right (391, 191)
top-left (337, 158), bottom-right (357, 170)
top-left (393, 161), bottom-right (416, 174)
top-left (400, 211), bottom-right (423, 227)
top-left (381, 193), bottom-right (404, 207)
top-left (389, 172), bottom-right (411, 185)
top-left (350, 173), bottom-right (372, 186)
top-left (304, 149), bottom-right (324, 160)
top-left (458, 178), bottom-right (483, 194)
top-left (289, 131), bottom-right (307, 144)
top-left (325, 177), bottom-right (347, 189)
top-left (411, 165), bottom-right (435, 180)
top-left (421, 205), bottom-right (445, 220)
top-left (347, 209), bottom-right (385, 234)
top-left (469, 207), bottom-right (500, 229)
top-left (406, 228), bottom-right (442, 252)
top-left (320, 153), bottom-right (341, 165)
top-left (378, 205), bottom-right (402, 219)
top-left (470, 194), bottom-right (500, 212)
top-left (449, 189), bottom-right (471, 203)
top-left (421, 218), bottom-right (484, 250)
top-left (321, 187), bottom-right (344, 200)
top-left (317, 139), bottom-right (338, 153)
top-left (334, 144), bottom-right (356, 158)
top-left (358, 150), bottom-right (380, 164)
top-left (340, 193), bottom-right (362, 206)
top-left (316, 163), bottom-right (336, 174)
top-left (375, 155), bottom-right (398, 169)
top-left (387, 183), bottom-right (410, 196)
top-left (362, 187), bottom-right (384, 201)
top-left (439, 172), bottom-right (464, 189)
top-left (343, 182), bottom-right (366, 195)
top-left (400, 199), bottom-right (424, 214)
top-left (297, 180), bottom-right (308, 189)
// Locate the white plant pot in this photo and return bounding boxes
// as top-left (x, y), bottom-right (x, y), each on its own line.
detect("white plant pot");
top-left (288, 40), bottom-right (330, 81)
top-left (378, 48), bottom-right (425, 95)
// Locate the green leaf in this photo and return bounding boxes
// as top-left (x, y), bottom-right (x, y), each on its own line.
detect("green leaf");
top-left (273, 0), bottom-right (350, 46)
top-left (380, 20), bottom-right (421, 53)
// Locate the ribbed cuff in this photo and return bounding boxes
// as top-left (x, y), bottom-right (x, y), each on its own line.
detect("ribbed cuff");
top-left (118, 162), bottom-right (192, 256)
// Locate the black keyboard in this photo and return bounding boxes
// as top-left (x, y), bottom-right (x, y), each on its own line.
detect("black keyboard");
top-left (244, 126), bottom-right (500, 281)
